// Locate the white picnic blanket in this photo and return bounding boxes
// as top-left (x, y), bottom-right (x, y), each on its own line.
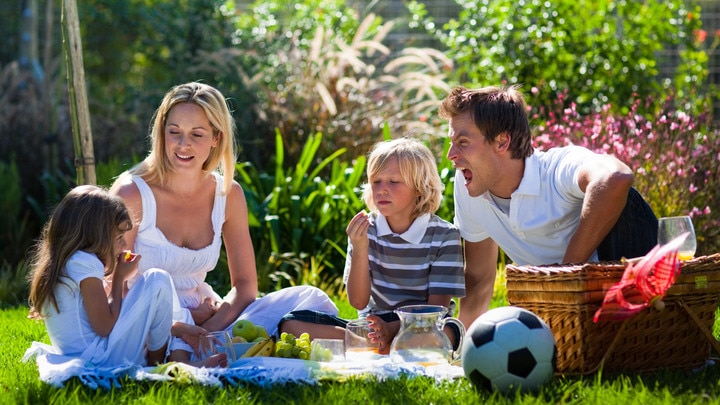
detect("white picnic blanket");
top-left (22, 342), bottom-right (465, 389)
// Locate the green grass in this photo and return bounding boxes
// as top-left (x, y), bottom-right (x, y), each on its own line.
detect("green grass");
top-left (4, 296), bottom-right (720, 404)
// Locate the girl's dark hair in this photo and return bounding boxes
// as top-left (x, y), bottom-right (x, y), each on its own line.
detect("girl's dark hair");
top-left (27, 185), bottom-right (131, 317)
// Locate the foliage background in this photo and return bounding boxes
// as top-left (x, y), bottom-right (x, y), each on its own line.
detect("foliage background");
top-left (1, 0), bottom-right (719, 307)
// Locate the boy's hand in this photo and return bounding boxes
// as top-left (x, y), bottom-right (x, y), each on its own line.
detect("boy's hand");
top-left (346, 211), bottom-right (371, 248)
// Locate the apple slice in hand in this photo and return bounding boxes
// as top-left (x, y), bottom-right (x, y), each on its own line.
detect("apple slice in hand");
top-left (123, 250), bottom-right (138, 262)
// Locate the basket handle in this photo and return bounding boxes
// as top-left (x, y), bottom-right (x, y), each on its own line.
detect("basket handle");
top-left (678, 299), bottom-right (720, 357)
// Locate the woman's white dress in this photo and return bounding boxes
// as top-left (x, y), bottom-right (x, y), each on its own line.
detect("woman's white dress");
top-left (129, 173), bottom-right (338, 354)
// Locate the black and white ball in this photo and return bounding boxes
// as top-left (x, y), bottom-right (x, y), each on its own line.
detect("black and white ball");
top-left (461, 306), bottom-right (557, 393)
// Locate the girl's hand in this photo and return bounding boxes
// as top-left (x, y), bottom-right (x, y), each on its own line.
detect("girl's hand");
top-left (346, 211), bottom-right (371, 248)
top-left (172, 322), bottom-right (209, 356)
top-left (114, 251), bottom-right (139, 283)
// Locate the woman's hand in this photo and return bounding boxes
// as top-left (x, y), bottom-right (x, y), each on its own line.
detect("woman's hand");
top-left (191, 298), bottom-right (219, 325)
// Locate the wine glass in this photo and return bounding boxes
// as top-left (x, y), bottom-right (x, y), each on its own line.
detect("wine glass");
top-left (658, 216), bottom-right (697, 260)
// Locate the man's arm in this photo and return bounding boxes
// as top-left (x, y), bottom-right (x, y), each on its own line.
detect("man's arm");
top-left (563, 154), bottom-right (634, 263)
top-left (459, 238), bottom-right (499, 328)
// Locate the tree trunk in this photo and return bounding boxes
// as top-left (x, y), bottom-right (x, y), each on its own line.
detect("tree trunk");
top-left (62, 0), bottom-right (96, 185)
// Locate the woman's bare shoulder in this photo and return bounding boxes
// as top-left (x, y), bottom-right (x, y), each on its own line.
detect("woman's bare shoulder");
top-left (224, 179), bottom-right (249, 219)
top-left (110, 172), bottom-right (142, 206)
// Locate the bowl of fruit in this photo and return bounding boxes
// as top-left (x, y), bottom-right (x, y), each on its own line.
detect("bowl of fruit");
top-left (231, 320), bottom-right (274, 357)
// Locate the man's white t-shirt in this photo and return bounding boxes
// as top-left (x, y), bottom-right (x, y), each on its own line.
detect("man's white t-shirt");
top-left (454, 145), bottom-right (600, 265)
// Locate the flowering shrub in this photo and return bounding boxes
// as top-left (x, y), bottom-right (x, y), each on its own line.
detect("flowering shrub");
top-left (532, 92), bottom-right (720, 255)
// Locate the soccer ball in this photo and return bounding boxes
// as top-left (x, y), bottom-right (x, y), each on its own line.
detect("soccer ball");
top-left (461, 306), bottom-right (557, 393)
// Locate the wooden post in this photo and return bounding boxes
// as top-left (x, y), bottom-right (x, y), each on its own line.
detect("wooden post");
top-left (61, 0), bottom-right (96, 185)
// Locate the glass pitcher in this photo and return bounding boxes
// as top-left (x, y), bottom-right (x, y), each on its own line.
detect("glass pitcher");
top-left (389, 305), bottom-right (465, 366)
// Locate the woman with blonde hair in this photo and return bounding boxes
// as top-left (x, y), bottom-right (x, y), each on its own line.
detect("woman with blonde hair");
top-left (111, 82), bottom-right (337, 363)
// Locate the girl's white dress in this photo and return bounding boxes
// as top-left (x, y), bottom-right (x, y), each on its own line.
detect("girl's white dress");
top-left (129, 173), bottom-right (337, 354)
top-left (43, 250), bottom-right (174, 366)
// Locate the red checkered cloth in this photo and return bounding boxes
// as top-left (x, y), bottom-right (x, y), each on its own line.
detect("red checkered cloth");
top-left (593, 233), bottom-right (689, 322)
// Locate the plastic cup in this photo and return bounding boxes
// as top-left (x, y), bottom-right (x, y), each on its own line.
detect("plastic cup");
top-left (199, 331), bottom-right (236, 362)
top-left (310, 338), bottom-right (345, 362)
top-left (344, 319), bottom-right (381, 362)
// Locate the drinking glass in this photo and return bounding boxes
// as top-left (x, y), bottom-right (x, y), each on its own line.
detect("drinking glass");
top-left (344, 320), bottom-right (381, 362)
top-left (658, 216), bottom-right (697, 260)
top-left (199, 331), bottom-right (236, 362)
top-left (310, 338), bottom-right (345, 362)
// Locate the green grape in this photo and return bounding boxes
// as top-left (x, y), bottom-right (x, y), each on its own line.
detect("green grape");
top-left (274, 332), bottom-right (315, 360)
top-left (319, 348), bottom-right (332, 362)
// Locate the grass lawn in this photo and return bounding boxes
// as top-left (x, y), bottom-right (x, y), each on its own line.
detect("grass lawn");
top-left (3, 297), bottom-right (720, 404)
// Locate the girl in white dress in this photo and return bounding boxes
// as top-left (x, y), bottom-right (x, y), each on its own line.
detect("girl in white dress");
top-left (27, 185), bottom-right (226, 367)
top-left (111, 82), bottom-right (338, 363)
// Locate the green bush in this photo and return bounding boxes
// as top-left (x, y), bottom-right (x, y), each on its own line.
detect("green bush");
top-left (0, 160), bottom-right (26, 262)
top-left (408, 0), bottom-right (708, 115)
top-left (0, 160), bottom-right (33, 307)
top-left (225, 129), bottom-right (458, 296)
top-left (233, 131), bottom-right (366, 295)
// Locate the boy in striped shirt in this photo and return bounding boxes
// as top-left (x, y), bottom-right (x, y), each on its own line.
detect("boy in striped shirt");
top-left (280, 138), bottom-right (465, 353)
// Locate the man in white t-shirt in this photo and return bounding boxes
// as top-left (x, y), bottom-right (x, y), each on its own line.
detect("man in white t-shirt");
top-left (439, 85), bottom-right (658, 328)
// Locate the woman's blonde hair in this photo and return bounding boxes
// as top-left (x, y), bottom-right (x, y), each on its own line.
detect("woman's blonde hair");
top-left (27, 185), bottom-right (132, 318)
top-left (130, 82), bottom-right (237, 194)
top-left (362, 137), bottom-right (444, 219)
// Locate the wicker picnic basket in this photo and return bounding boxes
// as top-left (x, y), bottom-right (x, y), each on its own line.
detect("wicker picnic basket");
top-left (506, 254), bottom-right (720, 374)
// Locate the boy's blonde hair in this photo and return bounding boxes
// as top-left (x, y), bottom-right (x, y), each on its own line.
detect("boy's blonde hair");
top-left (362, 137), bottom-right (444, 220)
top-left (130, 82), bottom-right (237, 194)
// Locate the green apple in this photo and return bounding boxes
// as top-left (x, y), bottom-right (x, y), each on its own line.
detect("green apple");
top-left (252, 336), bottom-right (266, 343)
top-left (232, 319), bottom-right (258, 342)
top-left (255, 325), bottom-right (269, 339)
